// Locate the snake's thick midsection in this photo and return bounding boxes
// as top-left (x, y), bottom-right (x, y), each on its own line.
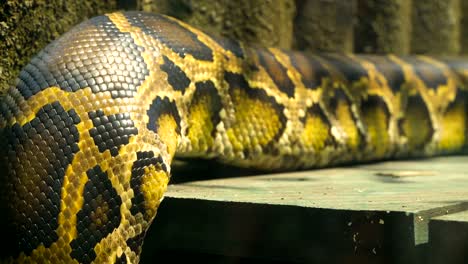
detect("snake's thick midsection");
top-left (176, 45), bottom-right (468, 169)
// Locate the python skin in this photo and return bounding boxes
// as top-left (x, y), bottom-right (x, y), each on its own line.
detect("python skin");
top-left (1, 11), bottom-right (467, 263)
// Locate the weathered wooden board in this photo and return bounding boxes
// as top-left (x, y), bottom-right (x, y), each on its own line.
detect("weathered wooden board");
top-left (141, 156), bottom-right (468, 263)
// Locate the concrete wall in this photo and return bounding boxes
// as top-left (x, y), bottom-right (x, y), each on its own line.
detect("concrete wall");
top-left (2, 0), bottom-right (468, 92)
top-left (0, 0), bottom-right (118, 92)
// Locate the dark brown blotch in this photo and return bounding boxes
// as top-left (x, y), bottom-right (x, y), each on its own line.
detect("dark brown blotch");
top-left (5, 101), bottom-right (80, 256)
top-left (401, 56), bottom-right (447, 90)
top-left (115, 253), bottom-right (127, 264)
top-left (160, 55), bottom-right (191, 93)
top-left (88, 111), bottom-right (138, 157)
top-left (211, 35), bottom-right (244, 58)
top-left (256, 49), bottom-right (295, 97)
top-left (146, 96), bottom-right (181, 135)
top-left (126, 231), bottom-right (146, 256)
top-left (130, 151), bottom-right (166, 219)
top-left (288, 52), bottom-right (331, 90)
top-left (70, 166), bottom-right (122, 264)
top-left (359, 55), bottom-right (405, 92)
top-left (125, 12), bottom-right (213, 61)
top-left (192, 80), bottom-right (223, 130)
top-left (319, 54), bottom-right (368, 83)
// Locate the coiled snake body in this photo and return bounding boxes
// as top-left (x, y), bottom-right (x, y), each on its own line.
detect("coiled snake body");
top-left (1, 11), bottom-right (468, 263)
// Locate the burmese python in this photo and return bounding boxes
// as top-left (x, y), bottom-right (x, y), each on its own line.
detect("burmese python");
top-left (1, 11), bottom-right (468, 264)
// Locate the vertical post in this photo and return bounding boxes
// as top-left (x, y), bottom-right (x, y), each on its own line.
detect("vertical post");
top-left (354, 0), bottom-right (411, 55)
top-left (223, 0), bottom-right (295, 49)
top-left (460, 0), bottom-right (468, 54)
top-left (294, 0), bottom-right (356, 53)
top-left (411, 0), bottom-right (461, 55)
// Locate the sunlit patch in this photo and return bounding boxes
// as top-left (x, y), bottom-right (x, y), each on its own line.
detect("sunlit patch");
top-left (439, 92), bottom-right (466, 152)
top-left (187, 81), bottom-right (222, 152)
top-left (124, 12), bottom-right (213, 61)
top-left (157, 114), bottom-right (179, 157)
top-left (300, 104), bottom-right (334, 151)
top-left (130, 151), bottom-right (169, 220)
top-left (257, 49), bottom-right (295, 97)
top-left (224, 72), bottom-right (286, 156)
top-left (328, 89), bottom-right (362, 150)
top-left (140, 165), bottom-right (169, 216)
top-left (18, 15), bottom-right (149, 100)
top-left (360, 96), bottom-right (390, 158)
top-left (5, 101), bottom-right (80, 256)
top-left (399, 96), bottom-right (433, 151)
top-left (147, 97), bottom-right (181, 156)
top-left (70, 166), bottom-right (122, 264)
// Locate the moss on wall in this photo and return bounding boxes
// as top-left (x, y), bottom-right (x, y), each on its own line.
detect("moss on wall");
top-left (294, 0), bottom-right (355, 53)
top-left (460, 0), bottom-right (468, 54)
top-left (3, 0), bottom-right (468, 95)
top-left (148, 0), bottom-right (295, 49)
top-left (0, 0), bottom-right (117, 93)
top-left (411, 0), bottom-right (461, 55)
top-left (355, 0), bottom-right (411, 55)
top-left (148, 0), bottom-right (228, 37)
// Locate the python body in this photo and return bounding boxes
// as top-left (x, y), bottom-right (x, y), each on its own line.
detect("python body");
top-left (0, 11), bottom-right (467, 263)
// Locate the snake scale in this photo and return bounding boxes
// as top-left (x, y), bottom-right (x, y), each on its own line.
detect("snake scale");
top-left (1, 10), bottom-right (468, 263)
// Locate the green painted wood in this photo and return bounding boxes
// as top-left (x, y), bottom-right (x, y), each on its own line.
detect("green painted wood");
top-left (168, 156), bottom-right (468, 213)
top-left (431, 210), bottom-right (468, 222)
top-left (141, 156), bottom-right (468, 263)
top-left (429, 210), bottom-right (468, 263)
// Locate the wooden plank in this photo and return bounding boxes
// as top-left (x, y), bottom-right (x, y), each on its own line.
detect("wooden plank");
top-left (428, 210), bottom-right (468, 264)
top-left (145, 200), bottom-right (416, 263)
top-left (141, 156), bottom-right (468, 263)
top-left (431, 210), bottom-right (468, 222)
top-left (168, 156), bottom-right (468, 213)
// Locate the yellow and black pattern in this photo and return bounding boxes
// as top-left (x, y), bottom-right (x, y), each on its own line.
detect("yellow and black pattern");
top-left (0, 11), bottom-right (468, 263)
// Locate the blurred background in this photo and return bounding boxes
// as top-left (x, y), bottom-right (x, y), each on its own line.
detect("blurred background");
top-left (2, 0), bottom-right (468, 93)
